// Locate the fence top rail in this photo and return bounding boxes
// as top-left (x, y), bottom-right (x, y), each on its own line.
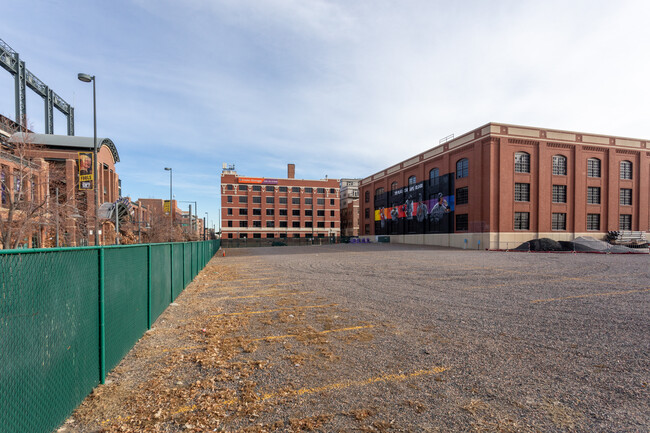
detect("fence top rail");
top-left (0, 240), bottom-right (217, 256)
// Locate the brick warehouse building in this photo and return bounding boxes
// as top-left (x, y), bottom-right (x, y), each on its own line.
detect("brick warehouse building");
top-left (221, 164), bottom-right (340, 239)
top-left (359, 122), bottom-right (650, 250)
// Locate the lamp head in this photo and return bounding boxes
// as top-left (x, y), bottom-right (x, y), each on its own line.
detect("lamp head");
top-left (164, 167), bottom-right (172, 171)
top-left (77, 73), bottom-right (93, 83)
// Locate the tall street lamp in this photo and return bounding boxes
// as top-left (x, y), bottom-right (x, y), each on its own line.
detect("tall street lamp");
top-left (164, 167), bottom-right (172, 242)
top-left (77, 73), bottom-right (99, 246)
top-left (205, 212), bottom-right (208, 240)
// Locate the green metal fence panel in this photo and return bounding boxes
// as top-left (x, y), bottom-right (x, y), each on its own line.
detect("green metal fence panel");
top-left (0, 249), bottom-right (100, 433)
top-left (172, 244), bottom-right (184, 300)
top-left (150, 244), bottom-right (171, 322)
top-left (184, 243), bottom-right (191, 287)
top-left (103, 246), bottom-right (149, 373)
top-left (192, 242), bottom-right (198, 278)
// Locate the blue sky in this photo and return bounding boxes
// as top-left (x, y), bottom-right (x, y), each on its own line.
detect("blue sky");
top-left (1, 0), bottom-right (649, 229)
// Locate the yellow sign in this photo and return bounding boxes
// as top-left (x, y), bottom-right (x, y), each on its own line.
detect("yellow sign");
top-left (163, 200), bottom-right (171, 214)
top-left (78, 152), bottom-right (94, 190)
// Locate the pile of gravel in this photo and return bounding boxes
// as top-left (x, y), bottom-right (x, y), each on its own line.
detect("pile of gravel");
top-left (515, 236), bottom-right (648, 253)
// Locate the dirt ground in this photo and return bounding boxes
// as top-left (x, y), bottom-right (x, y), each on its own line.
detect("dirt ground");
top-left (60, 244), bottom-right (649, 432)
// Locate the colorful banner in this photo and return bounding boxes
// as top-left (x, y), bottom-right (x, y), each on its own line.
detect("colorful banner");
top-left (237, 177), bottom-right (279, 185)
top-left (78, 152), bottom-right (93, 190)
top-left (163, 200), bottom-right (171, 214)
top-left (375, 196), bottom-right (454, 222)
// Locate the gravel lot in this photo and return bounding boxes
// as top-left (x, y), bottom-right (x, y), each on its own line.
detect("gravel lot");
top-left (64, 244), bottom-right (649, 433)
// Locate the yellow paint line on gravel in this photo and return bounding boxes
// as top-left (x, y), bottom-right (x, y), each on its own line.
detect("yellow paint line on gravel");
top-left (531, 288), bottom-right (650, 303)
top-left (215, 291), bottom-right (314, 300)
top-left (251, 325), bottom-right (375, 342)
top-left (166, 365), bottom-right (449, 416)
top-left (211, 304), bottom-right (337, 317)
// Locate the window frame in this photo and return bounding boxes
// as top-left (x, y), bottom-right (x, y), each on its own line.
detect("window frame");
top-left (514, 152), bottom-right (531, 173)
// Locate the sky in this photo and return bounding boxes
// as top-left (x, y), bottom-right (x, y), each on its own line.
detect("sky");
top-left (1, 0), bottom-right (649, 229)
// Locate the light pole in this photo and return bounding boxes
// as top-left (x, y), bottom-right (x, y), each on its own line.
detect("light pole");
top-left (205, 212), bottom-right (208, 240)
top-left (77, 73), bottom-right (99, 246)
top-left (164, 167), bottom-right (172, 242)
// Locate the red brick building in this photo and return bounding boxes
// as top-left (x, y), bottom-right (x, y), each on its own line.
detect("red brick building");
top-left (221, 164), bottom-right (340, 239)
top-left (359, 122), bottom-right (650, 249)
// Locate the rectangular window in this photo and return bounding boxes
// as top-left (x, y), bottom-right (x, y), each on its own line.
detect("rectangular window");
top-left (456, 187), bottom-right (468, 205)
top-left (266, 233), bottom-right (275, 238)
top-left (239, 196), bottom-right (248, 204)
top-left (253, 208), bottom-right (261, 216)
top-left (305, 187), bottom-right (313, 193)
top-left (620, 188), bottom-right (632, 206)
top-left (228, 233), bottom-right (233, 238)
top-left (239, 221), bottom-right (248, 227)
top-left (227, 184), bottom-right (234, 190)
top-left (317, 221), bottom-right (325, 228)
top-left (317, 210), bottom-right (325, 217)
top-left (317, 198), bottom-right (325, 205)
top-left (514, 212), bottom-right (530, 230)
top-left (266, 221), bottom-right (275, 228)
top-left (330, 199), bottom-right (335, 205)
top-left (266, 196), bottom-right (274, 204)
top-left (227, 208), bottom-right (233, 215)
top-left (252, 185), bottom-right (261, 192)
top-left (291, 187), bottom-right (300, 193)
top-left (292, 209), bottom-right (300, 216)
top-left (552, 185), bottom-right (567, 203)
top-left (330, 221), bottom-right (335, 228)
top-left (266, 209), bottom-right (274, 216)
top-left (455, 214), bottom-right (468, 231)
top-left (239, 185), bottom-right (247, 191)
top-left (265, 186), bottom-right (274, 192)
top-left (587, 214), bottom-right (600, 231)
top-left (305, 198), bottom-right (312, 205)
top-left (587, 187), bottom-right (601, 204)
top-left (227, 221), bottom-right (233, 227)
top-left (330, 188), bottom-right (335, 193)
top-left (317, 188), bottom-right (325, 194)
top-left (552, 213), bottom-right (566, 231)
top-left (365, 208), bottom-right (370, 218)
top-left (279, 197), bottom-right (287, 204)
top-left (253, 233), bottom-right (261, 238)
top-left (292, 197), bottom-right (300, 205)
top-left (253, 196), bottom-right (261, 203)
top-left (619, 214), bottom-right (632, 230)
top-left (239, 233), bottom-right (247, 238)
top-left (330, 210), bottom-right (335, 217)
top-left (292, 221), bottom-right (300, 228)
top-left (239, 208), bottom-right (248, 216)
top-left (278, 186), bottom-right (287, 192)
top-left (587, 159), bottom-right (601, 178)
top-left (227, 196), bottom-right (233, 203)
top-left (280, 221), bottom-right (288, 228)
top-left (305, 209), bottom-right (313, 216)
top-left (253, 220), bottom-right (261, 227)
top-left (514, 183), bottom-right (530, 202)
top-left (279, 209), bottom-right (288, 216)
top-left (305, 221), bottom-right (313, 228)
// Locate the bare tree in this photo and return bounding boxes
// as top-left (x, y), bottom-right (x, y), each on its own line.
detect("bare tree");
top-left (0, 118), bottom-right (53, 249)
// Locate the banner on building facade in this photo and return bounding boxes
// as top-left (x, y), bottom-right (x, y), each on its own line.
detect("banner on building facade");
top-left (163, 200), bottom-right (171, 214)
top-left (78, 152), bottom-right (94, 190)
top-left (374, 173), bottom-right (455, 235)
top-left (237, 177), bottom-right (278, 185)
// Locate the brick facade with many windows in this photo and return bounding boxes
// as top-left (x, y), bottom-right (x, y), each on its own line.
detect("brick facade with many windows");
top-left (359, 122), bottom-right (650, 249)
top-left (221, 165), bottom-right (340, 239)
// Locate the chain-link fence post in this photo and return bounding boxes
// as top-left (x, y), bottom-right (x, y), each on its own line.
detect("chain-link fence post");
top-left (98, 247), bottom-right (106, 384)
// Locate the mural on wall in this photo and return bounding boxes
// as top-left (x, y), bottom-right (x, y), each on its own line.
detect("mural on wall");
top-left (374, 173), bottom-right (455, 235)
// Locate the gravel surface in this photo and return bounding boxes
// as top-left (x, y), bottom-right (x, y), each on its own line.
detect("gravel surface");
top-left (63, 244), bottom-right (649, 433)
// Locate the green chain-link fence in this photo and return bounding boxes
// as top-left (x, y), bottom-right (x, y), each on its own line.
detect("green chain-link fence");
top-left (0, 240), bottom-right (220, 433)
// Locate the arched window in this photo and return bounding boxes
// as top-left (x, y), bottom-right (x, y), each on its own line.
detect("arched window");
top-left (391, 181), bottom-right (399, 191)
top-left (514, 152), bottom-right (530, 173)
top-left (587, 158), bottom-right (601, 178)
top-left (364, 190), bottom-right (370, 203)
top-left (456, 158), bottom-right (469, 179)
top-left (408, 176), bottom-right (416, 185)
top-left (552, 155), bottom-right (567, 176)
top-left (429, 168), bottom-right (439, 180)
top-left (375, 187), bottom-right (384, 196)
top-left (620, 160), bottom-right (633, 179)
